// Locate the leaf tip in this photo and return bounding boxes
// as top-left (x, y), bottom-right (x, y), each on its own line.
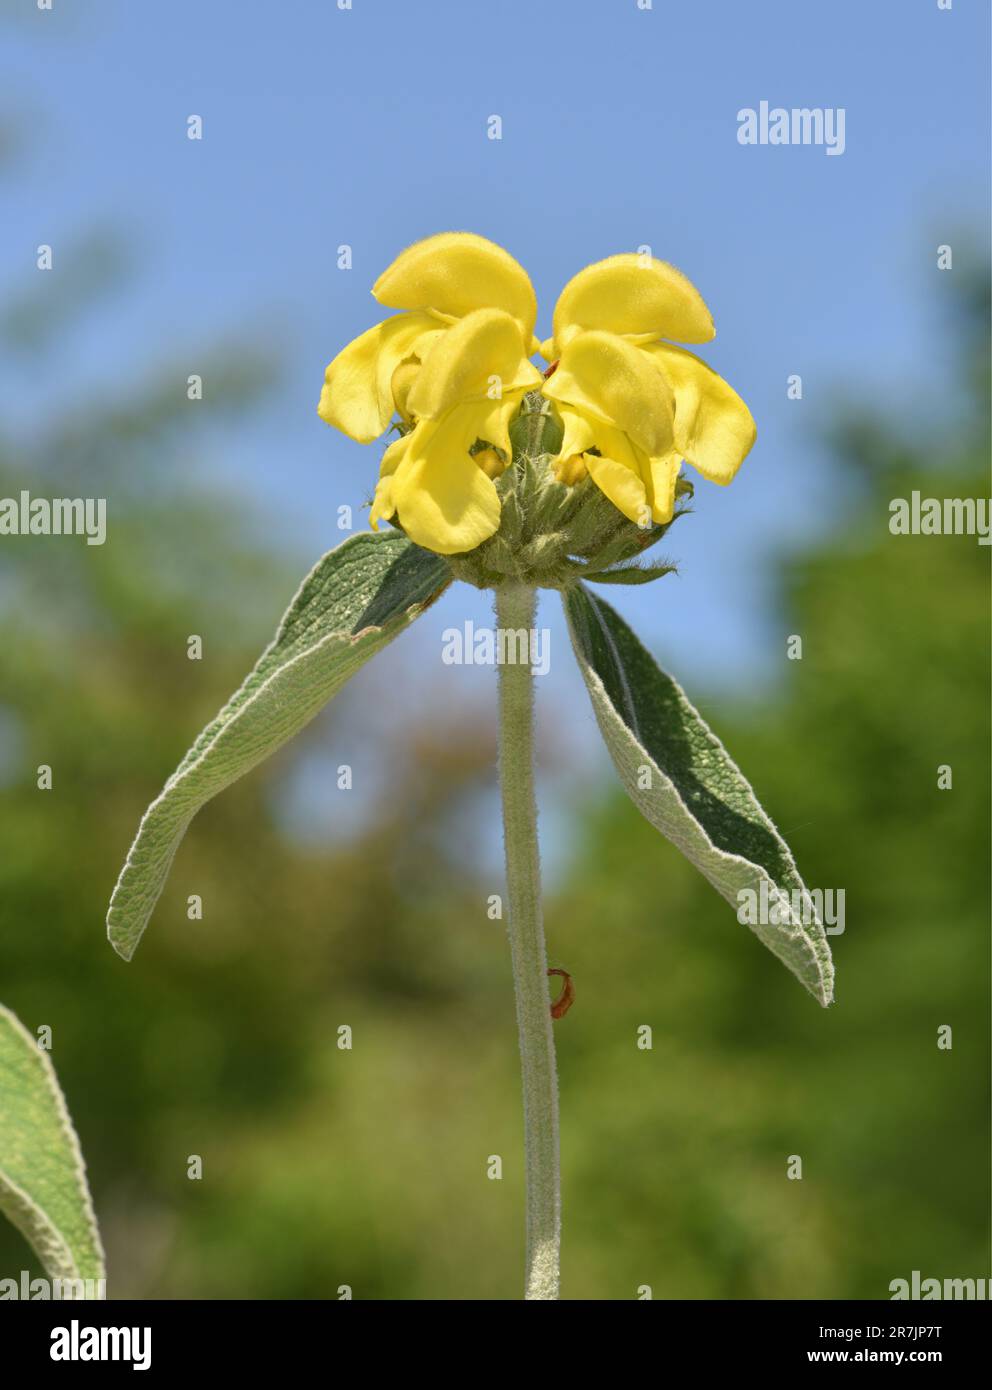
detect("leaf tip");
top-left (106, 917), bottom-right (136, 962)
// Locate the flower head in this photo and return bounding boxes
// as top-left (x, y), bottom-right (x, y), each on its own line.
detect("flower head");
top-left (318, 238), bottom-right (756, 565)
top-left (541, 254), bottom-right (756, 527)
top-left (318, 233), bottom-right (542, 554)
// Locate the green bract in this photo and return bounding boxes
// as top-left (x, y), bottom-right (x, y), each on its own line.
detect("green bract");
top-left (446, 391), bottom-right (688, 590)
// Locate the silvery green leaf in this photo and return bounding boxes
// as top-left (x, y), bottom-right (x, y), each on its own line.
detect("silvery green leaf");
top-left (564, 584), bottom-right (834, 1006)
top-left (107, 531), bottom-right (449, 961)
top-left (0, 1005), bottom-right (105, 1293)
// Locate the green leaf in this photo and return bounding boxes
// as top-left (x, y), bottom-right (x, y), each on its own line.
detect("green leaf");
top-left (564, 584), bottom-right (834, 1006)
top-left (0, 1005), bottom-right (105, 1293)
top-left (583, 563), bottom-right (676, 586)
top-left (107, 531), bottom-right (450, 961)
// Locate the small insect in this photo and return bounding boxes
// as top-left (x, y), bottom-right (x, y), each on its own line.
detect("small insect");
top-left (547, 967), bottom-right (575, 1021)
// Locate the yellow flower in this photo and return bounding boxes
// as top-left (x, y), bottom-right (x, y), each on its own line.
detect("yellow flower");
top-left (318, 232), bottom-right (543, 555)
top-left (540, 254), bottom-right (757, 526)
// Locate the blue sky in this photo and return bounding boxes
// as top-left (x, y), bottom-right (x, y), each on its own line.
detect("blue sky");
top-left (3, 0), bottom-right (989, 857)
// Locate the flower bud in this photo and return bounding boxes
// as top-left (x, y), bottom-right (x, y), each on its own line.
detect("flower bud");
top-left (473, 448), bottom-right (505, 480)
top-left (554, 453), bottom-right (588, 487)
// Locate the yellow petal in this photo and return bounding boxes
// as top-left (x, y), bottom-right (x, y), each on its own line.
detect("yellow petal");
top-left (390, 360), bottom-right (420, 421)
top-left (373, 232), bottom-right (538, 338)
top-left (317, 312), bottom-right (437, 442)
top-left (644, 344), bottom-right (756, 484)
top-left (473, 395), bottom-right (520, 462)
top-left (564, 420), bottom-right (650, 524)
top-left (543, 330), bottom-right (675, 457)
top-left (379, 430), bottom-right (414, 479)
top-left (370, 475), bottom-right (396, 530)
top-left (409, 328), bottom-right (445, 363)
top-left (407, 308), bottom-right (541, 420)
top-left (368, 432), bottom-right (414, 530)
top-left (548, 405), bottom-right (596, 484)
top-left (645, 451), bottom-right (681, 523)
top-left (584, 449), bottom-right (649, 525)
top-left (390, 404), bottom-right (503, 554)
top-left (556, 404), bottom-right (597, 459)
top-left (552, 253), bottom-right (715, 347)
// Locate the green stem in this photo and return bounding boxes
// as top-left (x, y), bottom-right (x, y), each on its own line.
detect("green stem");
top-left (494, 583), bottom-right (560, 1301)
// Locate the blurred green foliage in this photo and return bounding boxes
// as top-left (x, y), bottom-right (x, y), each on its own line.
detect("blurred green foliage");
top-left (0, 236), bottom-right (987, 1299)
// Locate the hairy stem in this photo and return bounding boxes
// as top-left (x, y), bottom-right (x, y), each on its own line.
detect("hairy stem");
top-left (495, 583), bottom-right (560, 1300)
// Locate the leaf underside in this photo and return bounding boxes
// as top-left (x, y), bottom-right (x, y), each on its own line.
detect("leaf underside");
top-left (564, 583), bottom-right (834, 1006)
top-left (107, 531), bottom-right (449, 960)
top-left (0, 1005), bottom-right (105, 1291)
